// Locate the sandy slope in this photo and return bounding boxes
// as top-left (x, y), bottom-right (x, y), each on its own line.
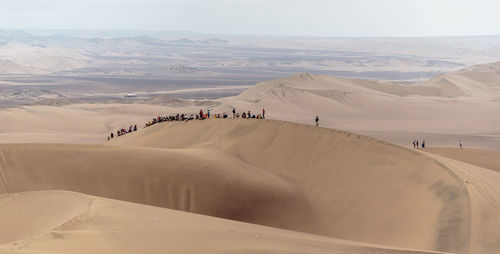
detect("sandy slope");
top-left (419, 150), bottom-right (500, 254)
top-left (216, 65), bottom-right (500, 150)
top-left (0, 61), bottom-right (499, 254)
top-left (0, 104), bottom-right (197, 144)
top-left (0, 62), bottom-right (499, 150)
top-left (0, 120), bottom-right (470, 253)
top-left (0, 190), bottom-right (448, 254)
top-left (426, 148), bottom-right (500, 172)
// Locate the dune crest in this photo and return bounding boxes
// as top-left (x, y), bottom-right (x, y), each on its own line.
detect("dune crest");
top-left (0, 119), bottom-right (470, 252)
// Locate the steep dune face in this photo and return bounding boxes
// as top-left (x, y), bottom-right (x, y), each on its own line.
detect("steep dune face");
top-left (420, 150), bottom-right (500, 254)
top-left (0, 191), bottom-right (447, 254)
top-left (110, 119), bottom-right (469, 253)
top-left (0, 143), bottom-right (316, 234)
top-left (0, 120), bottom-right (470, 252)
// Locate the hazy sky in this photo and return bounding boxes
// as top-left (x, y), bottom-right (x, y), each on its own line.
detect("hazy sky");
top-left (1, 0), bottom-right (499, 37)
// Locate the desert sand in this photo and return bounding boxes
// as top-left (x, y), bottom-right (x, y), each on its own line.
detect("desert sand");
top-left (0, 119), bottom-right (473, 254)
top-left (0, 190), bottom-right (450, 254)
top-left (0, 61), bottom-right (500, 253)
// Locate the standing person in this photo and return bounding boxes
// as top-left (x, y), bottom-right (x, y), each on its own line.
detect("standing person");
top-left (416, 140), bottom-right (419, 148)
top-left (232, 108), bottom-right (236, 118)
top-left (315, 116), bottom-right (319, 127)
top-left (422, 140), bottom-right (426, 148)
top-left (207, 109), bottom-right (211, 119)
top-left (460, 140), bottom-right (463, 148)
top-left (199, 109), bottom-right (203, 119)
top-left (262, 108), bottom-right (266, 119)
top-left (412, 140), bottom-right (416, 148)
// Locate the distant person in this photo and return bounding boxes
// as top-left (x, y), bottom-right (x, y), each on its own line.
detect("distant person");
top-left (315, 116), bottom-right (319, 127)
top-left (422, 140), bottom-right (425, 148)
top-left (232, 108), bottom-right (236, 118)
top-left (262, 108), bottom-right (266, 119)
top-left (416, 140), bottom-right (419, 148)
top-left (110, 132), bottom-right (114, 139)
top-left (207, 109), bottom-right (211, 118)
top-left (460, 140), bottom-right (463, 148)
top-left (199, 109), bottom-right (203, 119)
top-left (223, 113), bottom-right (228, 119)
top-left (248, 111), bottom-right (251, 119)
top-left (412, 139), bottom-right (416, 148)
top-left (133, 124), bottom-right (137, 132)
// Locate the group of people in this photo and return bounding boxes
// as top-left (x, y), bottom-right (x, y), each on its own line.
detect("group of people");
top-left (106, 108), bottom-right (267, 141)
top-left (412, 139), bottom-right (426, 148)
top-left (231, 108), bottom-right (266, 119)
top-left (107, 124), bottom-right (138, 140)
top-left (412, 139), bottom-right (464, 149)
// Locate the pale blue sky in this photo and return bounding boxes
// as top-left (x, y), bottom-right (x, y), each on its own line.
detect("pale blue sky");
top-left (0, 0), bottom-right (499, 37)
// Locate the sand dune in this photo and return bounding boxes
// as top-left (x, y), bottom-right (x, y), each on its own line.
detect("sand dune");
top-left (426, 147), bottom-right (500, 173)
top-left (0, 190), bottom-right (447, 254)
top-left (1, 61), bottom-right (500, 254)
top-left (1, 62), bottom-right (499, 150)
top-left (419, 150), bottom-right (500, 254)
top-left (0, 104), bottom-right (193, 144)
top-left (0, 120), bottom-right (470, 253)
top-left (216, 63), bottom-right (500, 150)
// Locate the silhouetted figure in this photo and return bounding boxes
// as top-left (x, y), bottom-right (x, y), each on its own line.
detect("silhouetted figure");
top-left (262, 108), bottom-right (266, 119)
top-left (315, 116), bottom-right (319, 127)
top-left (412, 139), bottom-right (416, 148)
top-left (232, 108), bottom-right (236, 118)
top-left (416, 140), bottom-right (419, 148)
top-left (460, 140), bottom-right (463, 148)
top-left (133, 125), bottom-right (137, 131)
top-left (422, 140), bottom-right (425, 148)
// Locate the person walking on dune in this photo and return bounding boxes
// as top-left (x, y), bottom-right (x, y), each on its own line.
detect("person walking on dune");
top-left (315, 116), bottom-right (319, 127)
